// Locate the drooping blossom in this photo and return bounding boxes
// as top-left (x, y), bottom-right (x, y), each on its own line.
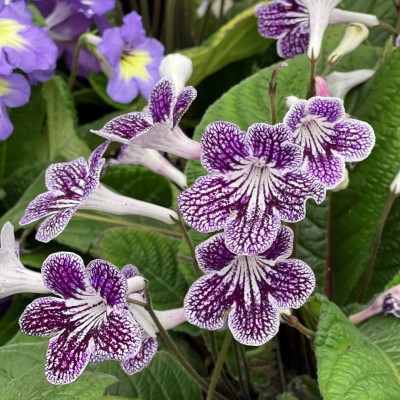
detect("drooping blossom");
top-left (283, 96), bottom-right (375, 189)
top-left (20, 141), bottom-right (178, 243)
top-left (0, 3), bottom-right (57, 76)
top-left (19, 252), bottom-right (143, 384)
top-left (0, 222), bottom-right (49, 299)
top-left (119, 265), bottom-right (186, 374)
top-left (96, 11), bottom-right (164, 103)
top-left (0, 73), bottom-right (30, 140)
top-left (178, 121), bottom-right (324, 254)
top-left (92, 78), bottom-right (201, 160)
top-left (255, 0), bottom-right (379, 59)
top-left (184, 226), bottom-right (315, 345)
top-left (349, 284), bottom-right (400, 324)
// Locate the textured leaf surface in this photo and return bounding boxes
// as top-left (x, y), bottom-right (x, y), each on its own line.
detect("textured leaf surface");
top-left (315, 296), bottom-right (400, 400)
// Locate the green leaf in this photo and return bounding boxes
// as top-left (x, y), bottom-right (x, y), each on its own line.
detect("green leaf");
top-left (0, 365), bottom-right (117, 400)
top-left (315, 295), bottom-right (400, 399)
top-left (182, 3), bottom-right (272, 86)
top-left (42, 76), bottom-right (91, 160)
top-left (99, 229), bottom-right (187, 310)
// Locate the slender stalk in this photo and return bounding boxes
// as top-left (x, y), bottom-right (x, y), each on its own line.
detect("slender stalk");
top-left (0, 141), bottom-right (6, 181)
top-left (280, 313), bottom-right (316, 338)
top-left (268, 62), bottom-right (288, 124)
top-left (306, 56), bottom-right (317, 99)
top-left (321, 62), bottom-right (332, 78)
top-left (197, 2), bottom-right (212, 44)
top-left (139, 0), bottom-right (152, 36)
top-left (238, 343), bottom-right (253, 398)
top-left (358, 191), bottom-right (397, 302)
top-left (152, 0), bottom-right (162, 38)
top-left (219, 0), bottom-right (226, 23)
top-left (68, 39), bottom-right (83, 89)
top-left (378, 20), bottom-right (399, 36)
top-left (233, 341), bottom-right (250, 400)
top-left (207, 331), bottom-right (232, 400)
top-left (166, 0), bottom-right (177, 52)
top-left (275, 337), bottom-right (287, 393)
top-left (324, 192), bottom-right (334, 300)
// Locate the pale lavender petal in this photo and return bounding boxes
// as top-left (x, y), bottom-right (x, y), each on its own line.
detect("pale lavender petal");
top-left (200, 121), bottom-right (249, 174)
top-left (261, 225), bottom-right (293, 261)
top-left (93, 309), bottom-right (141, 361)
top-left (246, 123), bottom-right (302, 169)
top-left (330, 119), bottom-right (375, 161)
top-left (284, 100), bottom-right (307, 131)
top-left (98, 28), bottom-right (124, 67)
top-left (305, 153), bottom-right (345, 189)
top-left (178, 175), bottom-right (238, 233)
top-left (46, 332), bottom-right (90, 384)
top-left (87, 259), bottom-right (128, 307)
top-left (35, 206), bottom-right (78, 243)
top-left (306, 96), bottom-right (344, 123)
top-left (265, 259), bottom-right (315, 308)
top-left (195, 233), bottom-right (236, 273)
top-left (19, 297), bottom-right (66, 337)
top-left (172, 86), bottom-right (197, 127)
top-left (86, 141), bottom-right (110, 197)
top-left (119, 11), bottom-right (146, 46)
top-left (42, 252), bottom-right (87, 298)
top-left (149, 78), bottom-right (174, 124)
top-left (1, 73), bottom-right (30, 107)
top-left (93, 112), bottom-right (153, 142)
top-left (0, 104), bottom-right (12, 140)
top-left (121, 264), bottom-right (140, 279)
top-left (121, 335), bottom-right (158, 375)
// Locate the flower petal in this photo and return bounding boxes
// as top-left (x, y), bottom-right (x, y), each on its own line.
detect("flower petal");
top-left (261, 225), bottom-right (294, 260)
top-left (19, 297), bottom-right (66, 337)
top-left (42, 252), bottom-right (87, 299)
top-left (283, 99), bottom-right (307, 131)
top-left (200, 121), bottom-right (249, 174)
top-left (306, 96), bottom-right (344, 123)
top-left (149, 78), bottom-right (174, 124)
top-left (87, 259), bottom-right (128, 307)
top-left (172, 86), bottom-right (197, 127)
top-left (86, 140), bottom-right (110, 196)
top-left (121, 264), bottom-right (140, 279)
top-left (277, 25), bottom-right (309, 59)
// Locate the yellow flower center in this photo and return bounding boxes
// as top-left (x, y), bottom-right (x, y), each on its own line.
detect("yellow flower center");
top-left (119, 50), bottom-right (151, 82)
top-left (0, 19), bottom-right (27, 50)
top-left (0, 78), bottom-right (11, 97)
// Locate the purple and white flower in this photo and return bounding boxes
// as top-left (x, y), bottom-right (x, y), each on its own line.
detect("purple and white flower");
top-left (20, 141), bottom-right (178, 243)
top-left (96, 11), bottom-right (164, 103)
top-left (92, 78), bottom-right (201, 160)
top-left (184, 226), bottom-right (315, 345)
top-left (178, 121), bottom-right (324, 254)
top-left (284, 96), bottom-right (375, 189)
top-left (120, 265), bottom-right (186, 374)
top-left (0, 222), bottom-right (49, 298)
top-left (19, 252), bottom-right (142, 384)
top-left (255, 0), bottom-right (379, 59)
top-left (0, 73), bottom-right (30, 140)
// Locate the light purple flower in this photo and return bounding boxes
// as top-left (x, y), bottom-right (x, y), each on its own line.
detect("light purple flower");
top-left (97, 11), bottom-right (164, 103)
top-left (0, 4), bottom-right (58, 76)
top-left (255, 0), bottom-right (379, 59)
top-left (118, 265), bottom-right (187, 374)
top-left (178, 121), bottom-right (324, 254)
top-left (283, 96), bottom-right (375, 189)
top-left (0, 73), bottom-right (30, 140)
top-left (92, 78), bottom-right (201, 160)
top-left (0, 222), bottom-right (49, 298)
top-left (19, 252), bottom-right (141, 384)
top-left (184, 226), bottom-right (315, 345)
top-left (19, 141), bottom-right (178, 243)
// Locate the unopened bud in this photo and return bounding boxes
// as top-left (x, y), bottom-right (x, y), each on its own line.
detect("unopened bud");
top-left (284, 95), bottom-right (299, 110)
top-left (390, 169), bottom-right (400, 195)
top-left (159, 53), bottom-right (193, 92)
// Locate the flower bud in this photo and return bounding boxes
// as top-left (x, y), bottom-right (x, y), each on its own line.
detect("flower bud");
top-left (390, 169), bottom-right (400, 195)
top-left (325, 69), bottom-right (374, 99)
top-left (284, 95), bottom-right (299, 110)
top-left (159, 53), bottom-right (193, 92)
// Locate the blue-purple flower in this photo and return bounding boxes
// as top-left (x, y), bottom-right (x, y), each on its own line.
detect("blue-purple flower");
top-left (255, 0), bottom-right (379, 59)
top-left (0, 73), bottom-right (30, 139)
top-left (283, 96), bottom-right (375, 189)
top-left (178, 121), bottom-right (324, 254)
top-left (19, 252), bottom-right (141, 384)
top-left (20, 141), bottom-right (178, 242)
top-left (97, 11), bottom-right (164, 103)
top-left (93, 77), bottom-right (201, 160)
top-left (184, 226), bottom-right (315, 345)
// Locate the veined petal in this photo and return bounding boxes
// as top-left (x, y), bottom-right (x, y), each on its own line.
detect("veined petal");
top-left (85, 141), bottom-right (109, 197)
top-left (121, 264), bottom-right (140, 279)
top-left (149, 77), bottom-right (174, 123)
top-left (305, 96), bottom-right (344, 122)
top-left (19, 297), bottom-right (66, 337)
top-left (277, 24), bottom-right (309, 59)
top-left (42, 252), bottom-right (87, 299)
top-left (283, 99), bottom-right (307, 131)
top-left (261, 225), bottom-right (294, 261)
top-left (200, 121), bottom-right (249, 174)
top-left (87, 259), bottom-right (128, 307)
top-left (173, 86), bottom-right (197, 127)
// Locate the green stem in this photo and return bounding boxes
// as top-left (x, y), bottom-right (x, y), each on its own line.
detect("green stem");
top-left (207, 331), bottom-right (232, 400)
top-left (275, 337), bottom-right (287, 393)
top-left (378, 20), bottom-right (399, 37)
top-left (358, 191), bottom-right (397, 302)
top-left (232, 341), bottom-right (250, 400)
top-left (0, 141), bottom-right (7, 181)
top-left (152, 0), bottom-right (162, 38)
top-left (268, 62), bottom-right (288, 125)
top-left (280, 313), bottom-right (316, 339)
top-left (166, 0), bottom-right (177, 52)
top-left (324, 192), bottom-right (333, 300)
top-left (321, 62), bottom-right (332, 78)
top-left (139, 0), bottom-right (152, 36)
top-left (68, 39), bottom-right (83, 89)
top-left (306, 57), bottom-right (317, 99)
top-left (238, 343), bottom-right (253, 398)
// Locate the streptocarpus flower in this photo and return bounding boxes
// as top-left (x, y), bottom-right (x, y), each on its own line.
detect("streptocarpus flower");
top-left (184, 226), bottom-right (315, 345)
top-left (283, 96), bottom-right (375, 189)
top-left (97, 11), bottom-right (164, 103)
top-left (0, 3), bottom-right (58, 76)
top-left (19, 252), bottom-right (143, 384)
top-left (178, 121), bottom-right (324, 254)
top-left (0, 73), bottom-right (30, 140)
top-left (0, 222), bottom-right (49, 299)
top-left (119, 265), bottom-right (186, 374)
top-left (92, 78), bottom-right (201, 160)
top-left (255, 0), bottom-right (379, 59)
top-left (20, 141), bottom-right (178, 243)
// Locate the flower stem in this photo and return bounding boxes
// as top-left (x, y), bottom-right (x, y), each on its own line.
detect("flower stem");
top-left (68, 38), bottom-right (83, 89)
top-left (280, 313), bottom-right (316, 338)
top-left (378, 20), bottom-right (399, 36)
top-left (306, 57), bottom-right (317, 99)
top-left (358, 191), bottom-right (396, 302)
top-left (324, 192), bottom-right (334, 300)
top-left (232, 340), bottom-right (250, 400)
top-left (268, 62), bottom-right (288, 125)
top-left (207, 331), bottom-right (232, 400)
